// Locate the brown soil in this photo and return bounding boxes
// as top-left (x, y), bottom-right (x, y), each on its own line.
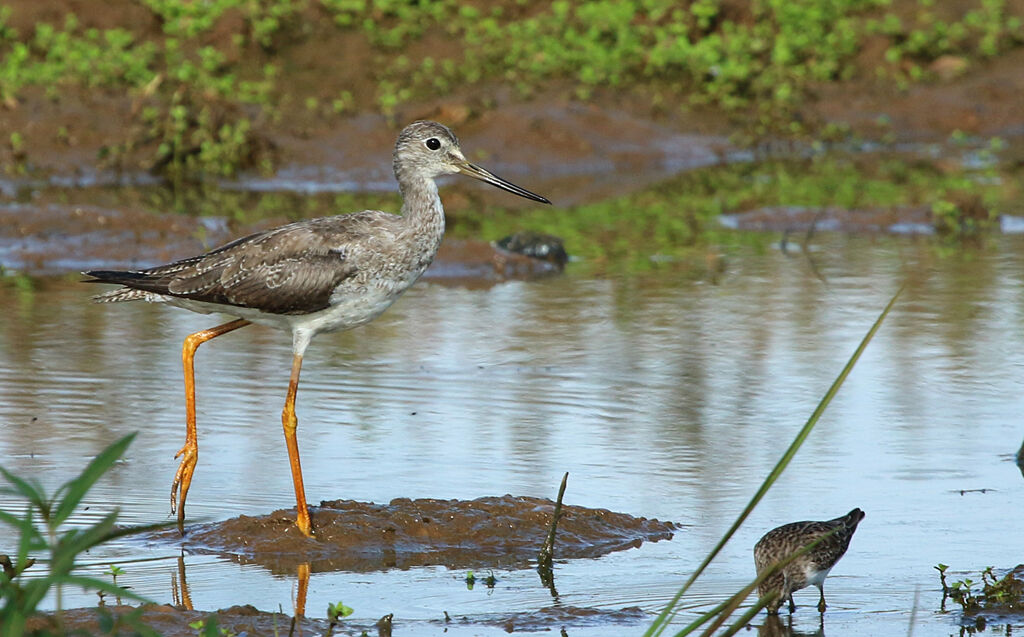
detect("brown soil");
top-left (813, 47), bottom-right (1024, 140)
top-left (148, 495), bottom-right (677, 574)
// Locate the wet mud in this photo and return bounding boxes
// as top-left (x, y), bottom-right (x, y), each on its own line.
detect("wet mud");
top-left (463, 604), bottom-right (649, 632)
top-left (40, 602), bottom-right (651, 637)
top-left (29, 605), bottom-right (333, 637)
top-left (150, 495), bottom-right (677, 574)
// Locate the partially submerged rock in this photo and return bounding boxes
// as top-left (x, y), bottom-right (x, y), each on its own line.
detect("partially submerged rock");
top-left (428, 236), bottom-right (566, 284)
top-left (494, 230), bottom-right (569, 267)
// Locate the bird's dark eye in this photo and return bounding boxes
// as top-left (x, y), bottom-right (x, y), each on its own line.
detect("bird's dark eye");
top-left (425, 138), bottom-right (441, 151)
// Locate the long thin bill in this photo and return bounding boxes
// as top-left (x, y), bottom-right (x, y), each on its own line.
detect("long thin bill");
top-left (457, 162), bottom-right (551, 204)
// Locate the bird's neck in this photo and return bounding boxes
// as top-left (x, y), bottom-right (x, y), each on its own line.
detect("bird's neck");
top-left (399, 176), bottom-right (446, 241)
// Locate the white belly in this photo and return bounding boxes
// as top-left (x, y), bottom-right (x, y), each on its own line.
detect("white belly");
top-left (290, 284), bottom-right (401, 334)
top-left (160, 264), bottom-right (427, 356)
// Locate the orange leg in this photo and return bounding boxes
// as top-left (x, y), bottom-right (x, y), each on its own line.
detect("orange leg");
top-left (171, 318), bottom-right (251, 534)
top-left (295, 562), bottom-right (311, 617)
top-left (283, 353), bottom-right (313, 536)
top-left (175, 553), bottom-right (193, 611)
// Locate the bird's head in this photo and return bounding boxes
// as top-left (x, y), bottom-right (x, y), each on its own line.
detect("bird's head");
top-left (394, 120), bottom-right (550, 204)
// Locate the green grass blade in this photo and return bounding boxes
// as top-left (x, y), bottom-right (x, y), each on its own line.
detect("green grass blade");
top-left (0, 614), bottom-right (26, 637)
top-left (717, 597), bottom-right (770, 637)
top-left (694, 530), bottom-right (838, 636)
top-left (53, 433), bottom-right (135, 526)
top-left (0, 466), bottom-right (46, 509)
top-left (16, 507), bottom-right (45, 570)
top-left (647, 284), bottom-right (904, 636)
top-left (0, 509), bottom-right (46, 551)
top-left (16, 577), bottom-right (53, 618)
top-left (51, 511), bottom-right (120, 575)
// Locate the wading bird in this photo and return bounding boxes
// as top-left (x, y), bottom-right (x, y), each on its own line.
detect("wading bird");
top-left (86, 121), bottom-right (550, 536)
top-left (753, 508), bottom-right (865, 614)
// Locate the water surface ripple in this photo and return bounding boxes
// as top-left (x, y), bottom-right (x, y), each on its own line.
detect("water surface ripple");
top-left (1, 235), bottom-right (1022, 636)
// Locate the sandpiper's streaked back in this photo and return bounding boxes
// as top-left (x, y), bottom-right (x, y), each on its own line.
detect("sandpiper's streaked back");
top-left (753, 508), bottom-right (865, 614)
top-left (85, 121), bottom-right (550, 537)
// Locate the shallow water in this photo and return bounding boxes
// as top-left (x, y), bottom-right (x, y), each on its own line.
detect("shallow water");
top-left (1, 233), bottom-right (1023, 636)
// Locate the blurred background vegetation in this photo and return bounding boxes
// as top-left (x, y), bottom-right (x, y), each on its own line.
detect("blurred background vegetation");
top-left (1, 0), bottom-right (1022, 179)
top-left (0, 0), bottom-right (1022, 272)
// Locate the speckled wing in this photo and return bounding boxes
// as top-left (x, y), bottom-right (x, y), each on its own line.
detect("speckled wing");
top-left (90, 219), bottom-right (364, 315)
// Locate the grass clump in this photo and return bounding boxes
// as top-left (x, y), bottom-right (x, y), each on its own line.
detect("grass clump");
top-left (0, 434), bottom-right (165, 636)
top-left (929, 191), bottom-right (998, 240)
top-left (453, 0), bottom-right (880, 129)
top-left (871, 0), bottom-right (1024, 83)
top-left (0, 14), bottom-right (157, 98)
top-left (0, 8), bottom-right (277, 180)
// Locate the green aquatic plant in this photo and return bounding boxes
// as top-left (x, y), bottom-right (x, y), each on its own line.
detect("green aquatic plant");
top-left (104, 564), bottom-right (125, 588)
top-left (324, 600), bottom-right (354, 637)
top-left (930, 191), bottom-right (998, 241)
top-left (938, 564), bottom-right (1024, 615)
top-left (0, 434), bottom-right (165, 637)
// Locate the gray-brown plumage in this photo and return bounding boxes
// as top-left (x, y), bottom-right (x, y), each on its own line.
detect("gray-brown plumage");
top-left (753, 508), bottom-right (865, 614)
top-left (84, 121), bottom-right (550, 537)
top-left (87, 121), bottom-right (550, 335)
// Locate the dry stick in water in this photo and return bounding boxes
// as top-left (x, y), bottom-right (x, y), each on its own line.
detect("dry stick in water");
top-left (538, 472), bottom-right (570, 579)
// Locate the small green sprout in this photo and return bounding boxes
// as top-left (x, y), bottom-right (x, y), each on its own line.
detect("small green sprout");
top-left (106, 564), bottom-right (125, 582)
top-left (327, 601), bottom-right (353, 621)
top-left (188, 617), bottom-right (234, 636)
top-left (325, 601), bottom-right (354, 637)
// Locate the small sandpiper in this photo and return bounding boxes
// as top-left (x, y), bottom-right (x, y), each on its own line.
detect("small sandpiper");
top-left (753, 508), bottom-right (865, 614)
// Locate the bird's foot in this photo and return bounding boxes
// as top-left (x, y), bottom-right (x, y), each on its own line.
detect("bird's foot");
top-left (295, 509), bottom-right (314, 538)
top-left (170, 442), bottom-right (197, 534)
